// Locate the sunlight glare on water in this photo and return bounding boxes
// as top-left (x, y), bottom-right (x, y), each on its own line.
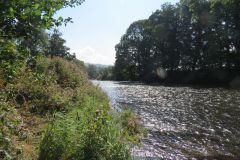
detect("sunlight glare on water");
top-left (92, 80), bottom-right (240, 160)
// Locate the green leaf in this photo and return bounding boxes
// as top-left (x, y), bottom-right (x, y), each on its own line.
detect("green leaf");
top-left (9, 7), bottom-right (14, 13)
top-left (34, 4), bottom-right (40, 9)
top-left (8, 7), bottom-right (14, 17)
top-left (58, 16), bottom-right (64, 22)
top-left (35, 10), bottom-right (41, 16)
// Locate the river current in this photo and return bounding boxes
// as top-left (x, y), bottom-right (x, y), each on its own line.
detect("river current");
top-left (92, 80), bottom-right (240, 160)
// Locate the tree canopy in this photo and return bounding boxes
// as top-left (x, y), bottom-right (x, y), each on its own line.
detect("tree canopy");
top-left (0, 0), bottom-right (84, 39)
top-left (0, 0), bottom-right (84, 83)
top-left (114, 0), bottom-right (240, 83)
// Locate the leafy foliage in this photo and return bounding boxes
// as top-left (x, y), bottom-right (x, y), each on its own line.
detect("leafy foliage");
top-left (7, 56), bottom-right (87, 113)
top-left (0, 0), bottom-right (83, 85)
top-left (115, 0), bottom-right (240, 84)
top-left (0, 0), bottom-right (84, 39)
top-left (0, 102), bottom-right (20, 160)
top-left (0, 37), bottom-right (26, 83)
top-left (1, 56), bottom-right (144, 159)
top-left (39, 97), bottom-right (136, 160)
top-left (0, 1), bottom-right (145, 159)
top-left (46, 29), bottom-right (76, 59)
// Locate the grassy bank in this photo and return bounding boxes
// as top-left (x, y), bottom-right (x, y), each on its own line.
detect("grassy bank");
top-left (0, 56), bottom-right (144, 160)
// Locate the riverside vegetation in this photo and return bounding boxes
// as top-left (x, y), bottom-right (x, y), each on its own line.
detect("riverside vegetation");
top-left (87, 0), bottom-right (240, 86)
top-left (0, 1), bottom-right (144, 159)
top-left (86, 64), bottom-right (114, 80)
top-left (1, 56), bottom-right (144, 160)
top-left (115, 0), bottom-right (240, 86)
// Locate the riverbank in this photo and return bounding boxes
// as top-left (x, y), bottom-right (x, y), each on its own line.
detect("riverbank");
top-left (93, 69), bottom-right (240, 89)
top-left (0, 56), bottom-right (143, 159)
top-left (153, 70), bottom-right (240, 89)
top-left (94, 80), bottom-right (238, 91)
top-left (102, 69), bottom-right (240, 89)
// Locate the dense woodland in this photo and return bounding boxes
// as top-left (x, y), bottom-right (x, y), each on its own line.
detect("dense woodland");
top-left (0, 1), bottom-right (143, 159)
top-left (115, 0), bottom-right (240, 85)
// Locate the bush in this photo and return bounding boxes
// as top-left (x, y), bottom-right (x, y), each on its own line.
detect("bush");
top-left (6, 56), bottom-right (90, 114)
top-left (0, 38), bottom-right (26, 84)
top-left (1, 55), bottom-right (145, 159)
top-left (0, 102), bottom-right (24, 160)
top-left (118, 110), bottom-right (146, 142)
top-left (39, 96), bottom-right (133, 160)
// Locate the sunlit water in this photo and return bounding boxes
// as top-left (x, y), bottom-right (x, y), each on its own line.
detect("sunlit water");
top-left (92, 80), bottom-right (240, 160)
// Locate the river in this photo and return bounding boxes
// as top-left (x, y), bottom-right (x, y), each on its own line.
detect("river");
top-left (92, 80), bottom-right (240, 160)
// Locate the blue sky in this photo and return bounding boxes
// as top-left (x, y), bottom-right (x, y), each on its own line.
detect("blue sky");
top-left (57, 0), bottom-right (179, 65)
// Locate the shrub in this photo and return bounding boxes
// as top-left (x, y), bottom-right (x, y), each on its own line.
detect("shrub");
top-left (0, 38), bottom-right (26, 84)
top-left (39, 96), bottom-right (133, 160)
top-left (118, 109), bottom-right (146, 142)
top-left (1, 55), bottom-right (145, 159)
top-left (0, 102), bottom-right (24, 160)
top-left (6, 56), bottom-right (89, 114)
top-left (47, 57), bottom-right (88, 88)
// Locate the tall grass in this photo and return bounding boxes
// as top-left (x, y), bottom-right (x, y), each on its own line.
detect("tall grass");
top-left (39, 96), bottom-right (134, 160)
top-left (1, 56), bottom-right (144, 159)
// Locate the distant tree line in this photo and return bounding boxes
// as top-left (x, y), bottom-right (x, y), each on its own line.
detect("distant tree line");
top-left (115, 0), bottom-right (240, 85)
top-left (86, 64), bottom-right (114, 80)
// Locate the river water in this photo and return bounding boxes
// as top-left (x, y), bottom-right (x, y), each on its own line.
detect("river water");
top-left (92, 80), bottom-right (240, 160)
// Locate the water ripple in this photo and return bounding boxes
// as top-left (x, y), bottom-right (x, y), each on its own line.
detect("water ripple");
top-left (92, 81), bottom-right (240, 159)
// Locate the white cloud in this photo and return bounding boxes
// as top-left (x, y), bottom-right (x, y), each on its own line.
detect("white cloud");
top-left (73, 46), bottom-right (115, 65)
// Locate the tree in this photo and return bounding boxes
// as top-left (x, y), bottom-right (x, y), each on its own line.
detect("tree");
top-left (87, 64), bottom-right (98, 79)
top-left (0, 0), bottom-right (84, 39)
top-left (115, 20), bottom-right (150, 81)
top-left (115, 1), bottom-right (240, 84)
top-left (149, 3), bottom-right (180, 70)
top-left (46, 29), bottom-right (71, 58)
top-left (0, 0), bottom-right (84, 83)
top-left (18, 30), bottom-right (49, 56)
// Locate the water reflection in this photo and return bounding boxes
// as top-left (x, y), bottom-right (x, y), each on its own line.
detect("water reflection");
top-left (92, 80), bottom-right (240, 159)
